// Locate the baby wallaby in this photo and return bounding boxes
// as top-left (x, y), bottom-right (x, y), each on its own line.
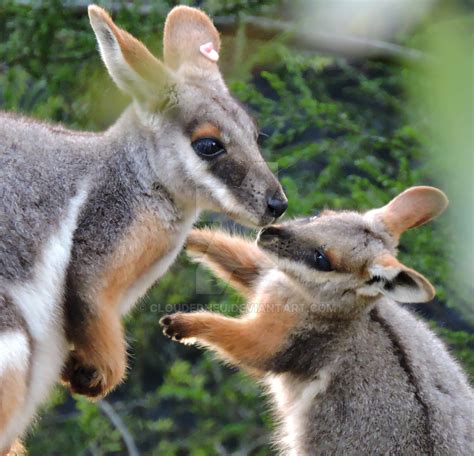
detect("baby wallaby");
top-left (161, 186), bottom-right (473, 455)
top-left (0, 4), bottom-right (286, 452)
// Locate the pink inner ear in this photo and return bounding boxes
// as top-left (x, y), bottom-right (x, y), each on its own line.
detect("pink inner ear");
top-left (199, 42), bottom-right (219, 62)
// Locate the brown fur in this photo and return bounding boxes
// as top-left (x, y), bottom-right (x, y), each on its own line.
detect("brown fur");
top-left (164, 230), bottom-right (301, 370)
top-left (186, 228), bottom-right (273, 298)
top-left (161, 287), bottom-right (297, 372)
top-left (62, 306), bottom-right (126, 398)
top-left (98, 213), bottom-right (172, 306)
top-left (63, 212), bottom-right (174, 396)
top-left (191, 122), bottom-right (221, 141)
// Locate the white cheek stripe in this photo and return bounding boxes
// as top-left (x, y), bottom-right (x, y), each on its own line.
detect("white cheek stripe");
top-left (175, 136), bottom-right (242, 214)
top-left (0, 331), bottom-right (30, 377)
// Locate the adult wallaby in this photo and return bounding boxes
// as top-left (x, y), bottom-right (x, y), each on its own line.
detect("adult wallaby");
top-left (161, 186), bottom-right (473, 455)
top-left (0, 4), bottom-right (286, 452)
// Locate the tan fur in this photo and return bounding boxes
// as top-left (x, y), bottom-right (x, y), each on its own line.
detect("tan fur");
top-left (88, 5), bottom-right (164, 81)
top-left (4, 440), bottom-right (26, 456)
top-left (191, 122), bottom-right (221, 141)
top-left (99, 213), bottom-right (172, 306)
top-left (64, 212), bottom-right (173, 396)
top-left (163, 6), bottom-right (221, 70)
top-left (0, 369), bottom-right (27, 448)
top-left (373, 186), bottom-right (448, 238)
top-left (62, 306), bottom-right (126, 398)
top-left (161, 288), bottom-right (297, 372)
top-left (187, 228), bottom-right (273, 297)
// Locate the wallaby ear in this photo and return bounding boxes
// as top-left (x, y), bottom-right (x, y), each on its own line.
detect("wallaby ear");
top-left (163, 6), bottom-right (221, 72)
top-left (88, 5), bottom-right (171, 100)
top-left (358, 254), bottom-right (435, 303)
top-left (366, 186), bottom-right (448, 239)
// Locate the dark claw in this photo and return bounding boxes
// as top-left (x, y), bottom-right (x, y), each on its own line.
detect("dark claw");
top-left (63, 354), bottom-right (105, 398)
top-left (161, 314), bottom-right (187, 341)
top-left (159, 316), bottom-right (171, 326)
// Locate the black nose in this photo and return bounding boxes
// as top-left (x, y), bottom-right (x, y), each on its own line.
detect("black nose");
top-left (267, 195), bottom-right (288, 219)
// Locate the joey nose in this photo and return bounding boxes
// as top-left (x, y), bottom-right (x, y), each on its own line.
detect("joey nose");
top-left (259, 226), bottom-right (282, 238)
top-left (267, 195), bottom-right (288, 219)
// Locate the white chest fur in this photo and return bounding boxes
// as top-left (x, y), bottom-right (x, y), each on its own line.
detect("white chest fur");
top-left (267, 368), bottom-right (332, 456)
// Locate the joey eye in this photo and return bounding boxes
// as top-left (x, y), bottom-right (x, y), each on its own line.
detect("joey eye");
top-left (312, 249), bottom-right (333, 272)
top-left (191, 137), bottom-right (226, 160)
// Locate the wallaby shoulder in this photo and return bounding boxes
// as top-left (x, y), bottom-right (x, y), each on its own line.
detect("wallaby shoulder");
top-left (1, 106), bottom-right (182, 284)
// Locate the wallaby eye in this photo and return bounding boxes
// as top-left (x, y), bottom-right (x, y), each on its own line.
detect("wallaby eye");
top-left (191, 137), bottom-right (226, 160)
top-left (312, 250), bottom-right (333, 272)
top-left (257, 131), bottom-right (269, 146)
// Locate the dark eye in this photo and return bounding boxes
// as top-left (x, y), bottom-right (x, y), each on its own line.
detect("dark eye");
top-left (312, 249), bottom-right (333, 272)
top-left (191, 137), bottom-right (226, 160)
top-left (257, 131), bottom-right (269, 146)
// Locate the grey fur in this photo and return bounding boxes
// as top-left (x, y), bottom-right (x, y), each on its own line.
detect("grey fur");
top-left (262, 209), bottom-right (473, 455)
top-left (171, 189), bottom-right (473, 455)
top-left (0, 5), bottom-right (286, 450)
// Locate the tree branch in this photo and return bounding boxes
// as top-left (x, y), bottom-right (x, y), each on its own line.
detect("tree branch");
top-left (215, 15), bottom-right (429, 63)
top-left (97, 399), bottom-right (140, 456)
top-left (12, 1), bottom-right (429, 63)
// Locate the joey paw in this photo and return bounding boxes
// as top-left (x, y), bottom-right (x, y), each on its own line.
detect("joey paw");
top-left (159, 314), bottom-right (193, 341)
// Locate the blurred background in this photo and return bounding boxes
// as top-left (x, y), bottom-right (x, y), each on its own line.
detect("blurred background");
top-left (0, 0), bottom-right (472, 454)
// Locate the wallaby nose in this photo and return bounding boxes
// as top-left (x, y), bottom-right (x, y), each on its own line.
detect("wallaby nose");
top-left (266, 195), bottom-right (288, 219)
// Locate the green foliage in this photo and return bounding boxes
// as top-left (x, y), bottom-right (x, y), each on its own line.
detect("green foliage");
top-left (0, 1), bottom-right (471, 455)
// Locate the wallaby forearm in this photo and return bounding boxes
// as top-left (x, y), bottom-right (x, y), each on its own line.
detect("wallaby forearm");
top-left (161, 309), bottom-right (297, 370)
top-left (187, 229), bottom-right (273, 298)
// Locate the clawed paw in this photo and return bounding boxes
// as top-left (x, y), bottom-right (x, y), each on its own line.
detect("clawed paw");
top-left (61, 351), bottom-right (125, 399)
top-left (159, 314), bottom-right (193, 341)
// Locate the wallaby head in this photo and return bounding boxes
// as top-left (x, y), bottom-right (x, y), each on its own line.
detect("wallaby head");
top-left (88, 5), bottom-right (287, 226)
top-left (257, 186), bottom-right (448, 314)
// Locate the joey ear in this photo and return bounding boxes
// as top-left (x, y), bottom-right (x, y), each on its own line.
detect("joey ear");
top-left (163, 6), bottom-right (221, 72)
top-left (366, 186), bottom-right (448, 239)
top-left (358, 254), bottom-right (435, 303)
top-left (88, 5), bottom-right (171, 100)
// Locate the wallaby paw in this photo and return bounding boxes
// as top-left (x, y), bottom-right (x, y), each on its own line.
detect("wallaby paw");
top-left (160, 313), bottom-right (195, 341)
top-left (62, 351), bottom-right (125, 399)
